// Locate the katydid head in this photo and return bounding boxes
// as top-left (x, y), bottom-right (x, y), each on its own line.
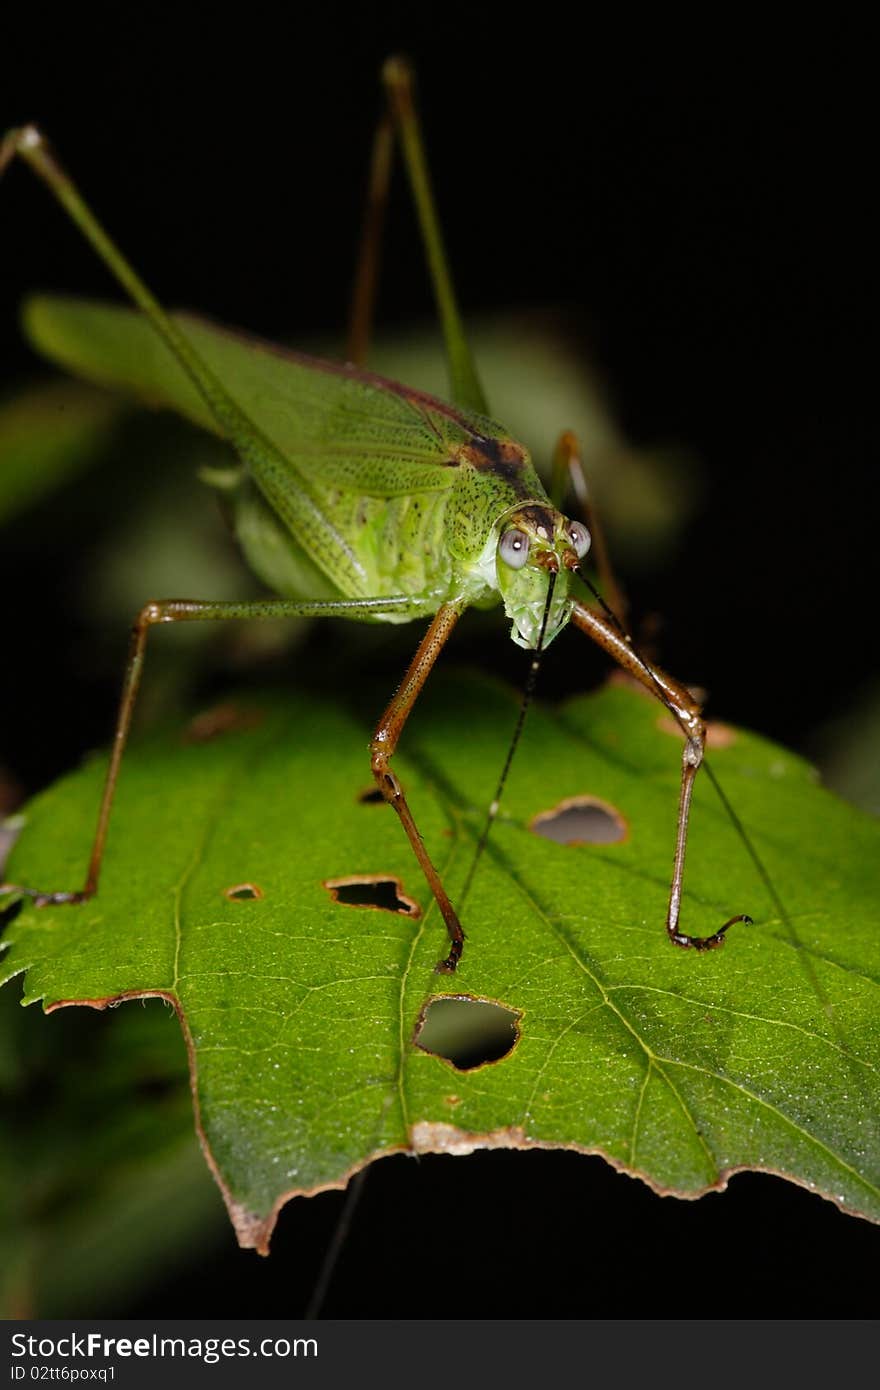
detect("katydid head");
top-left (495, 505), bottom-right (591, 650)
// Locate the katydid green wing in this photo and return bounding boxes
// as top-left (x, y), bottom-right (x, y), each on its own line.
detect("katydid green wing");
top-left (22, 294), bottom-right (490, 494)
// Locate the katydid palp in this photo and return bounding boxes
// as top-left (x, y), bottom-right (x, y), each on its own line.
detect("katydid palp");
top-left (0, 58), bottom-right (752, 974)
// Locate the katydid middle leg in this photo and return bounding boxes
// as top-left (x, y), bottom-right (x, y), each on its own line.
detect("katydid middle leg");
top-left (371, 600), bottom-right (467, 973)
top-left (0, 592), bottom-right (437, 907)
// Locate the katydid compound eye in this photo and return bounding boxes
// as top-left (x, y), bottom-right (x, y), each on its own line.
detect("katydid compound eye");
top-left (568, 521), bottom-right (591, 558)
top-left (498, 528), bottom-right (530, 569)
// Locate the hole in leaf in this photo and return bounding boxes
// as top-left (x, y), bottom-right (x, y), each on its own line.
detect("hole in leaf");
top-left (0, 898), bottom-right (22, 934)
top-left (414, 996), bottom-right (521, 1070)
top-left (135, 1074), bottom-right (180, 1101)
top-left (224, 882), bottom-right (264, 901)
top-left (357, 786), bottom-right (385, 805)
top-left (530, 795), bottom-right (627, 845)
top-left (324, 874), bottom-right (421, 917)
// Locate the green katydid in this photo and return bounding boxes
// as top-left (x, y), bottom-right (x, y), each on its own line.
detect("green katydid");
top-left (0, 57), bottom-right (752, 974)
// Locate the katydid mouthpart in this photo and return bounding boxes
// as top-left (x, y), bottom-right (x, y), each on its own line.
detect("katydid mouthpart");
top-left (0, 58), bottom-right (753, 973)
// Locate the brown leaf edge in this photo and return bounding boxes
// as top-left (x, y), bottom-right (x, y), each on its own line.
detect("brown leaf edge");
top-left (21, 984), bottom-right (878, 1253)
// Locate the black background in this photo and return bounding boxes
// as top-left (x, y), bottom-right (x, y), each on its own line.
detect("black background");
top-left (2, 5), bottom-right (875, 1317)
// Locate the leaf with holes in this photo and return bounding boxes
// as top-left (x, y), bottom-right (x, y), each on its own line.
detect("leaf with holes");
top-left (1, 674), bottom-right (878, 1249)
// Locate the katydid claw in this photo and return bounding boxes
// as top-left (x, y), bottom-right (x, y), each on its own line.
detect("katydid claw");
top-left (435, 937), bottom-right (464, 973)
top-left (668, 912), bottom-right (753, 951)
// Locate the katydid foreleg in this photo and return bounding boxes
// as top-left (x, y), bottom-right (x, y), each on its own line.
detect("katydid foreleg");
top-left (569, 600), bottom-right (752, 949)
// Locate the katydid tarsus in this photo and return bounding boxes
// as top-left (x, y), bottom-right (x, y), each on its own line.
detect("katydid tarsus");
top-left (0, 58), bottom-right (753, 974)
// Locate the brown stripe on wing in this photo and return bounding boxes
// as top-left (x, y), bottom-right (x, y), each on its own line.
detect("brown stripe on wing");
top-left (457, 434), bottom-right (532, 490)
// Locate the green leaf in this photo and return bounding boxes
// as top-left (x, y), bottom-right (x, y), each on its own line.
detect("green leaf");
top-left (2, 675), bottom-right (878, 1251)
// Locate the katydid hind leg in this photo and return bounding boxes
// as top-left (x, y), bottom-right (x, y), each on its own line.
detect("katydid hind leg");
top-left (0, 126), bottom-right (352, 589)
top-left (370, 600), bottom-right (468, 972)
top-left (347, 106), bottom-right (394, 367)
top-left (379, 57), bottom-right (488, 416)
top-left (0, 593), bottom-right (434, 908)
top-left (569, 600), bottom-right (752, 948)
top-left (347, 58), bottom-right (488, 415)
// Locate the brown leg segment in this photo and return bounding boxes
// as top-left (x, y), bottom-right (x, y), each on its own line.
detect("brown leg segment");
top-left (1, 599), bottom-right (170, 908)
top-left (346, 108), bottom-right (394, 367)
top-left (371, 601), bottom-right (466, 972)
top-left (570, 600), bottom-right (751, 949)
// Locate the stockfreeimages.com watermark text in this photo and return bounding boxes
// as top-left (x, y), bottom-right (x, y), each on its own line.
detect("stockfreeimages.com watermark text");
top-left (11, 1333), bottom-right (317, 1368)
